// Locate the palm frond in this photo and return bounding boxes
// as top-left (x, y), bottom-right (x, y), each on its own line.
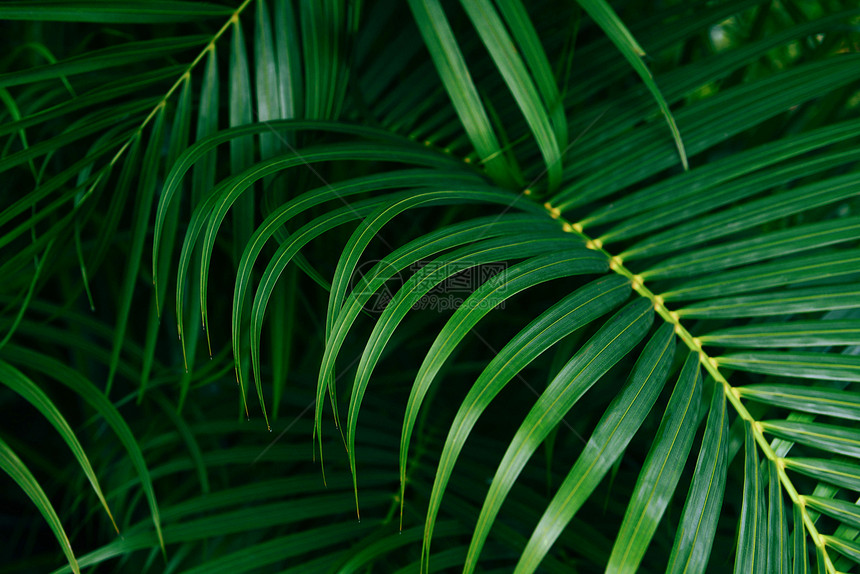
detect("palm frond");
top-left (2, 0), bottom-right (860, 572)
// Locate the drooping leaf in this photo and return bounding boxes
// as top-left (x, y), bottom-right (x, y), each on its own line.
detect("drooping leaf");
top-left (0, 436), bottom-right (79, 574)
top-left (2, 347), bottom-right (166, 553)
top-left (407, 0), bottom-right (517, 186)
top-left (605, 351), bottom-right (702, 573)
top-left (514, 324), bottom-right (676, 573)
top-left (423, 298), bottom-right (653, 568)
top-left (666, 382), bottom-right (729, 574)
top-left (735, 421), bottom-right (767, 573)
top-left (0, 360), bottom-right (116, 530)
top-left (574, 0), bottom-right (687, 170)
top-left (767, 459), bottom-right (791, 574)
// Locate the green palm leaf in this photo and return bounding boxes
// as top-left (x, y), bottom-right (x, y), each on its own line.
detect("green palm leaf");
top-left (0, 436), bottom-right (80, 574)
top-left (666, 382), bottom-right (730, 574)
top-left (3, 0), bottom-right (860, 571)
top-left (605, 351), bottom-right (702, 572)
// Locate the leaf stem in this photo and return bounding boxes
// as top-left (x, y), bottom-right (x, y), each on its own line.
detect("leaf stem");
top-left (80, 0), bottom-right (257, 207)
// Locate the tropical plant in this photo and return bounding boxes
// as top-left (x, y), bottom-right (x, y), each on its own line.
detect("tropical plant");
top-left (1, 0), bottom-right (860, 572)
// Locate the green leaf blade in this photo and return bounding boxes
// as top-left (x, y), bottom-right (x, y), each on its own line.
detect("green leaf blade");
top-left (666, 382), bottom-right (730, 574)
top-left (460, 0), bottom-right (562, 190)
top-left (606, 351), bottom-right (702, 573)
top-left (735, 421), bottom-right (767, 574)
top-left (701, 321), bottom-right (860, 349)
top-left (718, 352), bottom-right (860, 383)
top-left (767, 460), bottom-right (790, 574)
top-left (407, 0), bottom-right (516, 186)
top-left (423, 296), bottom-right (651, 568)
top-left (107, 106), bottom-right (165, 396)
top-left (514, 324), bottom-right (676, 573)
top-left (677, 286), bottom-right (860, 319)
top-left (783, 458), bottom-right (860, 492)
top-left (0, 1), bottom-right (233, 22)
top-left (0, 361), bottom-right (116, 531)
top-left (739, 385), bottom-right (860, 421)
top-left (762, 420), bottom-right (860, 459)
top-left (575, 0), bottom-right (687, 170)
top-left (3, 347), bottom-right (165, 554)
top-left (0, 36), bottom-right (209, 88)
top-left (0, 436), bottom-right (79, 574)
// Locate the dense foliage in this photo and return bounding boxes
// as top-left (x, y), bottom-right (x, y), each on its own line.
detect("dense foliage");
top-left (1, 0), bottom-right (860, 572)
